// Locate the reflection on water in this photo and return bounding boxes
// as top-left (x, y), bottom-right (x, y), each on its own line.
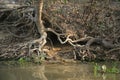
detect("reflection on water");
top-left (0, 63), bottom-right (120, 80)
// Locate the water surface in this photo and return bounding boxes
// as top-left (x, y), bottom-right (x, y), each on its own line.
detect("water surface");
top-left (0, 62), bottom-right (120, 80)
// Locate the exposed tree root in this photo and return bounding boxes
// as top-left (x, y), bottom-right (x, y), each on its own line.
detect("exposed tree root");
top-left (28, 0), bottom-right (47, 56)
top-left (0, 0), bottom-right (120, 61)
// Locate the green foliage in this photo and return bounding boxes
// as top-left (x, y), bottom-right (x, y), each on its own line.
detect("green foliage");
top-left (40, 52), bottom-right (46, 61)
top-left (107, 66), bottom-right (120, 73)
top-left (18, 57), bottom-right (27, 66)
top-left (18, 57), bottom-right (26, 63)
top-left (31, 52), bottom-right (46, 63)
top-left (94, 63), bottom-right (101, 76)
top-left (18, 57), bottom-right (32, 66)
top-left (93, 62), bottom-right (120, 74)
top-left (107, 62), bottom-right (120, 73)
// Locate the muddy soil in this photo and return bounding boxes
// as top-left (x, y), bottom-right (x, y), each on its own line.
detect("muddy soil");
top-left (0, 0), bottom-right (120, 62)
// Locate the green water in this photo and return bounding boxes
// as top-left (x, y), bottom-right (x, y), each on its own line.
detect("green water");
top-left (0, 62), bottom-right (120, 80)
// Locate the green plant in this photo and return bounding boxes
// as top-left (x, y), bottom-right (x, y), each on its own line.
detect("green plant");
top-left (31, 52), bottom-right (46, 63)
top-left (107, 62), bottom-right (120, 73)
top-left (18, 57), bottom-right (28, 66)
top-left (18, 57), bottom-right (26, 63)
top-left (93, 62), bottom-right (120, 74)
top-left (94, 63), bottom-right (101, 76)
